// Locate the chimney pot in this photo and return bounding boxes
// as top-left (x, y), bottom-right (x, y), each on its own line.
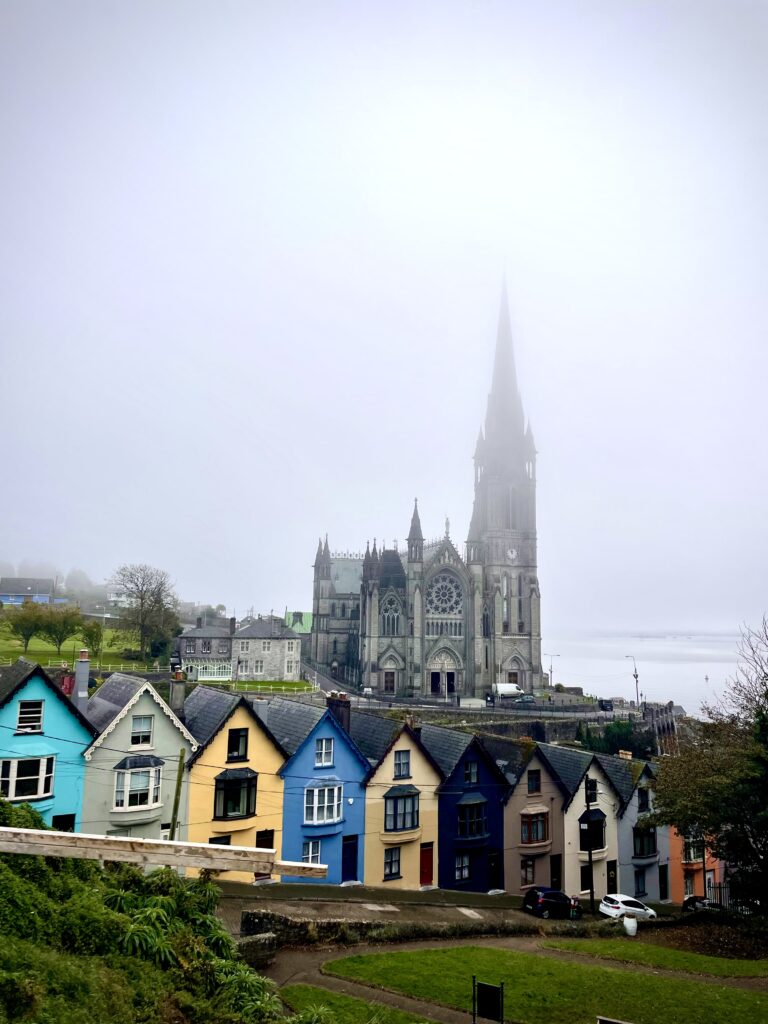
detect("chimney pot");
top-left (196, 616), bottom-right (202, 629)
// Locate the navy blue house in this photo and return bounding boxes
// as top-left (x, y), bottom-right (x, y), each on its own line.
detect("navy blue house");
top-left (420, 726), bottom-right (510, 892)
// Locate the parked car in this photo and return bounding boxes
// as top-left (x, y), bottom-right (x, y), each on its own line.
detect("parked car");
top-left (599, 894), bottom-right (657, 920)
top-left (513, 694), bottom-right (536, 704)
top-left (522, 887), bottom-right (582, 919)
top-left (682, 895), bottom-right (723, 913)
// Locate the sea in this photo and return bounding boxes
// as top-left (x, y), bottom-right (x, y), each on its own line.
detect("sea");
top-left (543, 630), bottom-right (742, 717)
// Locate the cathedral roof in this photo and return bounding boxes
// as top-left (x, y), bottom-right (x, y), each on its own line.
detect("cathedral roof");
top-left (377, 549), bottom-right (406, 590)
top-left (407, 498), bottom-right (424, 542)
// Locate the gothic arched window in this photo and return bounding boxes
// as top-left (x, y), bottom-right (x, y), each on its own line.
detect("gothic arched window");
top-left (381, 595), bottom-right (401, 636)
top-left (425, 573), bottom-right (463, 616)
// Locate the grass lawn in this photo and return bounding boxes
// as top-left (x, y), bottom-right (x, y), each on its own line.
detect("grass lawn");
top-left (0, 624), bottom-right (129, 669)
top-left (281, 984), bottom-right (430, 1024)
top-left (325, 946), bottom-right (768, 1024)
top-left (544, 937), bottom-right (768, 977)
top-left (231, 679), bottom-right (314, 693)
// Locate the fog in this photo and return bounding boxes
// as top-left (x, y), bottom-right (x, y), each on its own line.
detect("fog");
top-left (2, 2), bottom-right (766, 657)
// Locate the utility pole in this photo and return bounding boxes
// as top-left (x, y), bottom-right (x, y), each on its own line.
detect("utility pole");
top-left (543, 652), bottom-right (560, 689)
top-left (168, 747), bottom-right (186, 842)
top-left (584, 774), bottom-right (597, 915)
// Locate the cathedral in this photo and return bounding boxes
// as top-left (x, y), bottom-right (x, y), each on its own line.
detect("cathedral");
top-left (310, 292), bottom-right (543, 698)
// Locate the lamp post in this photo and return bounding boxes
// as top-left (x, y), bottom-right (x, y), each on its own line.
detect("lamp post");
top-left (625, 655), bottom-right (640, 708)
top-left (544, 652), bottom-right (560, 689)
top-left (584, 774), bottom-right (597, 915)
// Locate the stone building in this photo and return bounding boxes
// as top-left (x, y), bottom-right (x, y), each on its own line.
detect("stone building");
top-left (310, 293), bottom-right (543, 698)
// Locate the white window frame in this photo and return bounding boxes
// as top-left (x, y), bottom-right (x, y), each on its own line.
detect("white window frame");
top-left (113, 767), bottom-right (162, 810)
top-left (16, 700), bottom-right (44, 734)
top-left (239, 640), bottom-right (250, 653)
top-left (384, 846), bottom-right (401, 879)
top-left (262, 640), bottom-right (271, 652)
top-left (315, 737), bottom-right (334, 767)
top-left (239, 660), bottom-right (251, 678)
top-left (130, 714), bottom-right (154, 747)
top-left (287, 641), bottom-right (295, 653)
top-left (286, 660), bottom-right (294, 674)
top-left (302, 839), bottom-right (321, 864)
top-left (455, 852), bottom-right (470, 880)
top-left (0, 757), bottom-right (55, 801)
top-left (304, 784), bottom-right (343, 824)
top-left (253, 659), bottom-right (264, 674)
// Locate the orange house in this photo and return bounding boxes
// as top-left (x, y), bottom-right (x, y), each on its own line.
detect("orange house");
top-left (668, 829), bottom-right (724, 903)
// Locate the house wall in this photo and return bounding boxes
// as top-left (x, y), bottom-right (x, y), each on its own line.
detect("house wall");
top-left (279, 715), bottom-right (367, 884)
top-left (562, 762), bottom-right (619, 899)
top-left (503, 751), bottom-right (565, 893)
top-left (437, 744), bottom-right (507, 892)
top-left (0, 673), bottom-right (93, 829)
top-left (669, 829), bottom-right (724, 904)
top-left (186, 705), bottom-right (285, 883)
top-left (83, 690), bottom-right (194, 840)
top-left (233, 637), bottom-right (301, 681)
top-left (616, 783), bottom-right (671, 903)
top-left (363, 733), bottom-right (440, 889)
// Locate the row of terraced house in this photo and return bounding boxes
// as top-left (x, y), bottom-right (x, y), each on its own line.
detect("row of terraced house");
top-left (0, 654), bottom-right (722, 902)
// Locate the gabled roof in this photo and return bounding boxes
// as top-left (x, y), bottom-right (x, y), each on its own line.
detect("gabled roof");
top-left (275, 707), bottom-right (372, 778)
top-left (245, 696), bottom-right (324, 756)
top-left (235, 620), bottom-right (299, 640)
top-left (419, 723), bottom-right (474, 777)
top-left (0, 658), bottom-right (97, 738)
top-left (84, 673), bottom-right (198, 760)
top-left (181, 625), bottom-right (232, 638)
top-left (595, 753), bottom-right (654, 816)
top-left (362, 721), bottom-right (445, 784)
top-left (535, 743), bottom-right (624, 810)
top-left (184, 685), bottom-right (288, 765)
top-left (347, 709), bottom-right (401, 765)
top-left (474, 735), bottom-right (530, 785)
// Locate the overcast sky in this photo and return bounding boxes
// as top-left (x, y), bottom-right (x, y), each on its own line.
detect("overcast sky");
top-left (2, 1), bottom-right (766, 646)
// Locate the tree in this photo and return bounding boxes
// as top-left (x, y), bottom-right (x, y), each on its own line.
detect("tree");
top-left (4, 603), bottom-right (45, 653)
top-left (39, 606), bottom-right (83, 654)
top-left (80, 620), bottom-right (104, 659)
top-left (109, 564), bottom-right (179, 661)
top-left (652, 619), bottom-right (768, 908)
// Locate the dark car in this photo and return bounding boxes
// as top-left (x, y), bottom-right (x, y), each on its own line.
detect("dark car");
top-left (521, 887), bottom-right (582, 919)
top-left (513, 694), bottom-right (536, 704)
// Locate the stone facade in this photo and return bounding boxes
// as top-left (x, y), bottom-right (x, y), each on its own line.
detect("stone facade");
top-left (233, 619), bottom-right (301, 681)
top-left (310, 292), bottom-right (543, 698)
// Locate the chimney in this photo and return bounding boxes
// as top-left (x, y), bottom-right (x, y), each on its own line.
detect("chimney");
top-left (229, 616), bottom-right (236, 636)
top-left (169, 670), bottom-right (186, 719)
top-left (326, 691), bottom-right (351, 733)
top-left (618, 749), bottom-right (633, 760)
top-left (196, 616), bottom-right (202, 629)
top-left (74, 648), bottom-right (90, 714)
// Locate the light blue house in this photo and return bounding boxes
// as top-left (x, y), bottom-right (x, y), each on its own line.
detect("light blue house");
top-left (253, 694), bottom-right (369, 884)
top-left (0, 659), bottom-right (96, 830)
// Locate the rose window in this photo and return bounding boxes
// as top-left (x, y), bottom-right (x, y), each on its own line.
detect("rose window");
top-left (426, 573), bottom-right (463, 616)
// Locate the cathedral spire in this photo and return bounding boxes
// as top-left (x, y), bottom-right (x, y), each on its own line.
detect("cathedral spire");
top-left (485, 284), bottom-right (525, 444)
top-left (407, 498), bottom-right (423, 542)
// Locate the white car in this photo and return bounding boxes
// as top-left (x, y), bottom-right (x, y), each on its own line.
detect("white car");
top-left (599, 894), bottom-right (657, 920)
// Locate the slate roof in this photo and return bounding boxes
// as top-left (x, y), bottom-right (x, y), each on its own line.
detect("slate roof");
top-left (536, 743), bottom-right (594, 799)
top-left (245, 696), bottom-right (324, 756)
top-left (473, 735), bottom-right (530, 784)
top-left (86, 673), bottom-right (145, 733)
top-left (329, 557), bottom-right (364, 595)
top-left (419, 724), bottom-right (473, 777)
top-left (595, 753), bottom-right (643, 808)
top-left (378, 550), bottom-right (406, 590)
top-left (347, 710), bottom-right (401, 765)
top-left (0, 658), bottom-right (97, 736)
top-left (235, 620), bottom-right (299, 640)
top-left (0, 658), bottom-right (38, 704)
top-left (0, 577), bottom-right (54, 596)
top-left (183, 685), bottom-right (241, 745)
top-left (181, 625), bottom-right (232, 638)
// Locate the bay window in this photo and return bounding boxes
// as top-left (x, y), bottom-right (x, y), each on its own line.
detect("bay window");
top-left (304, 784), bottom-right (343, 824)
top-left (0, 757), bottom-right (54, 800)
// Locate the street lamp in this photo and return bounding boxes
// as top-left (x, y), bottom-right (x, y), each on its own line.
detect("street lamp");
top-left (584, 774), bottom-right (600, 915)
top-left (625, 655), bottom-right (640, 707)
top-left (543, 653), bottom-right (560, 689)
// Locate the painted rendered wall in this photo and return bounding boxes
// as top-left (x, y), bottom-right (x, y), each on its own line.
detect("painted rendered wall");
top-left (616, 782), bottom-right (671, 903)
top-left (0, 672), bottom-right (93, 829)
top-left (186, 705), bottom-right (285, 883)
top-left (83, 688), bottom-right (194, 839)
top-left (363, 731), bottom-right (440, 889)
top-left (279, 714), bottom-right (367, 884)
top-left (504, 751), bottom-right (565, 893)
top-left (562, 762), bottom-right (619, 899)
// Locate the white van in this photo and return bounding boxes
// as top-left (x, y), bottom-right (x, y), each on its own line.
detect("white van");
top-left (492, 681), bottom-right (524, 699)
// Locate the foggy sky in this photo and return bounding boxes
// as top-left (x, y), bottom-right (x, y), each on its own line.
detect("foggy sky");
top-left (2, 2), bottom-right (767, 648)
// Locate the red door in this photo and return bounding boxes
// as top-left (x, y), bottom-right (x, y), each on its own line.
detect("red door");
top-left (420, 842), bottom-right (434, 886)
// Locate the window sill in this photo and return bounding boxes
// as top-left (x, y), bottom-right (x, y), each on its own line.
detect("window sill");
top-left (314, 764), bottom-right (335, 770)
top-left (214, 814), bottom-right (256, 823)
top-left (112, 804), bottom-right (162, 814)
top-left (578, 847), bottom-right (608, 863)
top-left (393, 775), bottom-right (412, 781)
top-left (6, 794), bottom-right (53, 803)
top-left (14, 730), bottom-right (43, 736)
top-left (303, 818), bottom-right (344, 828)
top-left (381, 826), bottom-right (422, 844)
top-left (383, 874), bottom-right (402, 882)
top-left (226, 756), bottom-right (249, 764)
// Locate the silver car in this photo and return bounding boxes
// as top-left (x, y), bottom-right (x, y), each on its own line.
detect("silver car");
top-left (599, 893), bottom-right (657, 920)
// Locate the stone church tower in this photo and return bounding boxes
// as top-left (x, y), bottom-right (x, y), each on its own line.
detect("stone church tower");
top-left (310, 290), bottom-right (543, 697)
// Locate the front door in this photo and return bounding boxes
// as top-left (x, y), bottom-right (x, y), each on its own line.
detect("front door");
top-left (488, 850), bottom-right (503, 890)
top-left (341, 835), bottom-right (358, 882)
top-left (446, 672), bottom-right (455, 693)
top-left (659, 864), bottom-right (669, 901)
top-left (430, 672), bottom-right (441, 694)
top-left (419, 842), bottom-right (434, 886)
top-left (550, 854), bottom-right (562, 891)
top-left (607, 859), bottom-right (618, 892)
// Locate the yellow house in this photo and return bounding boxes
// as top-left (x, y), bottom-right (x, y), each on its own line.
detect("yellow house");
top-left (363, 724), bottom-right (442, 889)
top-left (184, 687), bottom-right (287, 883)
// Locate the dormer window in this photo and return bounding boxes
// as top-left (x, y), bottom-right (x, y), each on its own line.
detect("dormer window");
top-left (637, 787), bottom-right (650, 812)
top-left (315, 737), bottom-right (334, 767)
top-left (17, 700), bottom-right (44, 734)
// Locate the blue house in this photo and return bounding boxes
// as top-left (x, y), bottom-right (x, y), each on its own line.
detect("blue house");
top-left (0, 659), bottom-right (97, 830)
top-left (260, 694), bottom-right (370, 884)
top-left (420, 726), bottom-right (510, 892)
